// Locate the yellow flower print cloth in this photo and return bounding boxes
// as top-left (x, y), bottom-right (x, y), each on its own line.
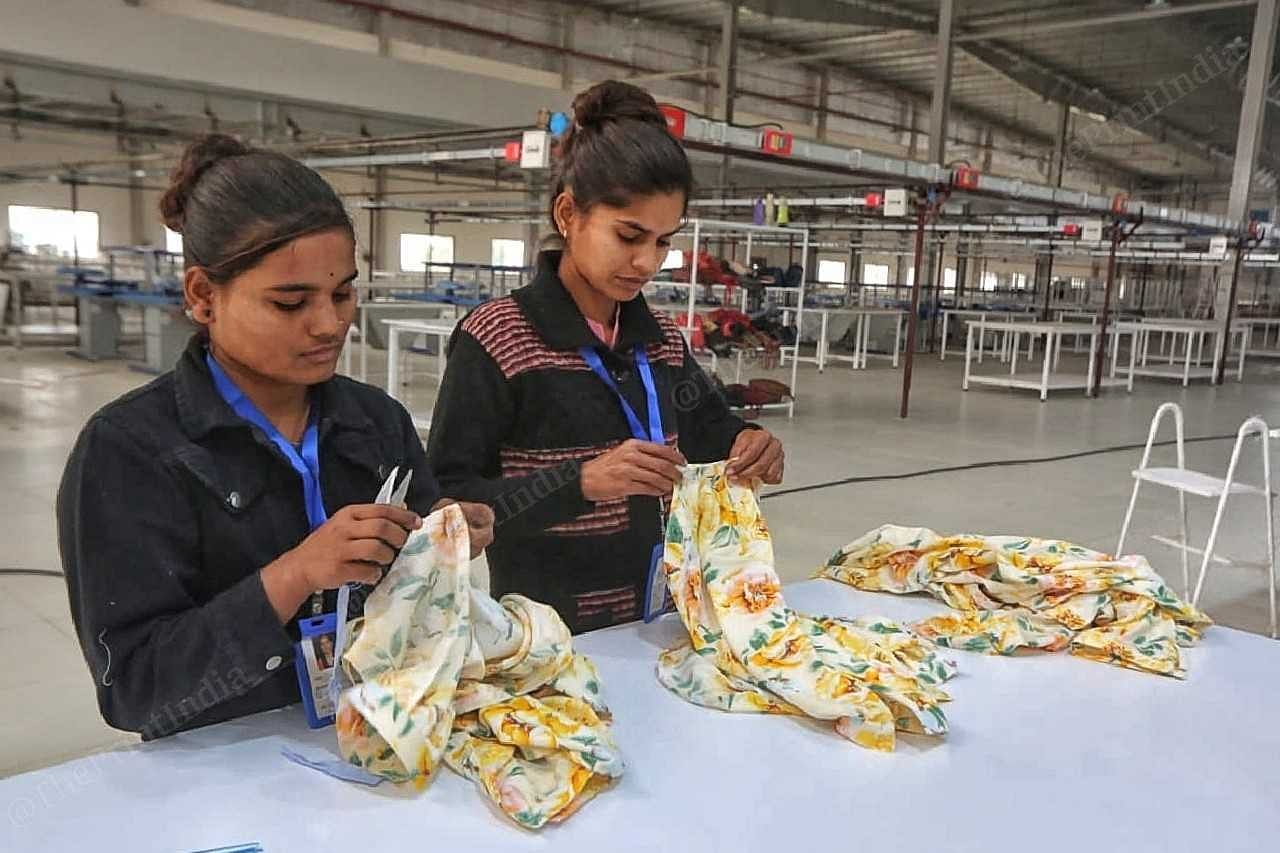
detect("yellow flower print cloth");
top-left (335, 503), bottom-right (623, 829)
top-left (816, 525), bottom-right (1212, 678)
top-left (657, 463), bottom-right (955, 752)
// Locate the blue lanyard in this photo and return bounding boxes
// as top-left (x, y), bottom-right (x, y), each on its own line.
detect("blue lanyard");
top-left (578, 345), bottom-right (664, 444)
top-left (205, 353), bottom-right (328, 531)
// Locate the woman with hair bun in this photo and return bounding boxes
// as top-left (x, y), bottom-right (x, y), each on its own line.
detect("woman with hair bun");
top-left (57, 135), bottom-right (493, 738)
top-left (427, 81), bottom-right (785, 634)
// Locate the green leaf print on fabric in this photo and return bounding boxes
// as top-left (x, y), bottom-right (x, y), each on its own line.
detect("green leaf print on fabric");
top-left (334, 503), bottom-right (623, 829)
top-left (656, 462), bottom-right (956, 752)
top-left (818, 524), bottom-right (1211, 677)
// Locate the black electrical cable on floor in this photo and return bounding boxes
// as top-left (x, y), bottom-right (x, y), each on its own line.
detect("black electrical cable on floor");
top-left (0, 568), bottom-right (63, 578)
top-left (0, 432), bottom-right (1245, 576)
top-left (760, 433), bottom-right (1239, 500)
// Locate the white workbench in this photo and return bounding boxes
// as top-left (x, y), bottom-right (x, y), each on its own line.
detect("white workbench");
top-left (1054, 309), bottom-right (1143, 354)
top-left (4, 579), bottom-right (1277, 853)
top-left (1243, 317), bottom-right (1280, 358)
top-left (939, 308), bottom-right (1037, 362)
top-left (383, 317), bottom-right (459, 432)
top-left (963, 320), bottom-right (1134, 400)
top-left (1115, 320), bottom-right (1250, 386)
top-left (784, 306), bottom-right (905, 371)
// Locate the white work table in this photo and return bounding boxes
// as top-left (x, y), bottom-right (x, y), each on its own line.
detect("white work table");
top-left (784, 306), bottom-right (906, 371)
top-left (4, 579), bottom-right (1278, 853)
top-left (1115, 320), bottom-right (1250, 386)
top-left (1242, 317), bottom-right (1280, 358)
top-left (963, 320), bottom-right (1134, 400)
top-left (383, 317), bottom-right (459, 432)
top-left (939, 308), bottom-right (1037, 362)
top-left (1054, 309), bottom-right (1143, 354)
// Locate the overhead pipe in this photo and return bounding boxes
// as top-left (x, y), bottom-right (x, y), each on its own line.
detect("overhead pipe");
top-left (302, 146), bottom-right (510, 169)
top-left (326, 0), bottom-right (1067, 159)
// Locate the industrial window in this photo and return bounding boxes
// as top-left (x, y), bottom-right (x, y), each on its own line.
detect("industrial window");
top-left (1071, 276), bottom-right (1086, 290)
top-left (400, 233), bottom-right (454, 273)
top-left (905, 266), bottom-right (915, 287)
top-left (944, 267), bottom-right (957, 290)
top-left (662, 249), bottom-right (684, 270)
top-left (1011, 272), bottom-right (1028, 289)
top-left (7, 205), bottom-right (99, 260)
top-left (860, 262), bottom-right (888, 285)
top-left (490, 238), bottom-right (525, 268)
top-left (818, 259), bottom-right (847, 283)
top-left (165, 227), bottom-right (183, 255)
top-left (980, 271), bottom-right (998, 291)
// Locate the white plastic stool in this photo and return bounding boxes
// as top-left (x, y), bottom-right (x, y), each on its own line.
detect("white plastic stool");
top-left (1117, 402), bottom-right (1276, 638)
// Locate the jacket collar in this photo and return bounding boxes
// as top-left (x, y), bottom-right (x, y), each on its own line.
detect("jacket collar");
top-left (518, 250), bottom-right (665, 352)
top-left (173, 334), bottom-right (372, 442)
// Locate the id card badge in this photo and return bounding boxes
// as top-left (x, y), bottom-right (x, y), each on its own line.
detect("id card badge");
top-left (295, 613), bottom-right (338, 728)
top-left (643, 541), bottom-right (675, 623)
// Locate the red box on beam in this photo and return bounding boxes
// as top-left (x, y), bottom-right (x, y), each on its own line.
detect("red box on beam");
top-left (952, 166), bottom-right (981, 190)
top-left (760, 129), bottom-right (794, 156)
top-left (660, 106), bottom-right (687, 139)
top-left (1061, 223), bottom-right (1082, 237)
top-left (863, 192), bottom-right (883, 209)
top-left (503, 142), bottom-right (522, 163)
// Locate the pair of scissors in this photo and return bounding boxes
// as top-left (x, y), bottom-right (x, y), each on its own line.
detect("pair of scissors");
top-left (328, 465), bottom-right (416, 707)
top-left (374, 465), bottom-right (414, 507)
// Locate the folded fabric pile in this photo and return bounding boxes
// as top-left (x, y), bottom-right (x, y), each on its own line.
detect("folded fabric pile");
top-left (335, 504), bottom-right (623, 828)
top-left (817, 525), bottom-right (1212, 678)
top-left (657, 463), bottom-right (955, 752)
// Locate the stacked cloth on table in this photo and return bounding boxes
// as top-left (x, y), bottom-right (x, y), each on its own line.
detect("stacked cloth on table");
top-left (816, 525), bottom-right (1213, 678)
top-left (657, 462), bottom-right (956, 752)
top-left (335, 503), bottom-right (623, 829)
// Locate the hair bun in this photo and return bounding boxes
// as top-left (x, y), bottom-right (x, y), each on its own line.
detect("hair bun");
top-left (159, 134), bottom-right (252, 233)
top-left (570, 80), bottom-right (666, 132)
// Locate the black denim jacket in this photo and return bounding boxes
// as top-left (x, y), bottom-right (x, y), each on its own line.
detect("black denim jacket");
top-left (56, 336), bottom-right (440, 739)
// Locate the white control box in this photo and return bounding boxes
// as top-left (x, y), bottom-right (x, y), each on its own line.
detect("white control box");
top-left (884, 188), bottom-right (909, 217)
top-left (520, 130), bottom-right (551, 169)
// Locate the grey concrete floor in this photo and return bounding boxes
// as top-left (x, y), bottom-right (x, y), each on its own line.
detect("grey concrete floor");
top-left (1, 340), bottom-right (1278, 777)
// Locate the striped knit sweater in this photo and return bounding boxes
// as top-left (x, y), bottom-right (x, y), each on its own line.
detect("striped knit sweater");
top-left (426, 251), bottom-right (750, 633)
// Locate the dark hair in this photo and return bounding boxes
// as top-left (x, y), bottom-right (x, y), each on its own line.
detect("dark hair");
top-left (550, 80), bottom-right (693, 231)
top-left (159, 134), bottom-right (353, 282)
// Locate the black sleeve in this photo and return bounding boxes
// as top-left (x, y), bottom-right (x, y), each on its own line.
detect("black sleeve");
top-left (674, 338), bottom-right (754, 463)
top-left (57, 417), bottom-right (294, 737)
top-left (391, 398), bottom-right (442, 515)
top-left (426, 328), bottom-right (594, 536)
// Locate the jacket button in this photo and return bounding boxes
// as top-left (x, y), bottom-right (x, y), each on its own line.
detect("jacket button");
top-left (227, 491), bottom-right (242, 509)
top-left (265, 655), bottom-right (283, 672)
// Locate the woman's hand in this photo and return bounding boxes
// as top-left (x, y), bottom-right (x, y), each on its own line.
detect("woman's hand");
top-left (580, 439), bottom-right (688, 501)
top-left (262, 504), bottom-right (422, 622)
top-left (725, 428), bottom-right (784, 486)
top-left (433, 498), bottom-right (495, 558)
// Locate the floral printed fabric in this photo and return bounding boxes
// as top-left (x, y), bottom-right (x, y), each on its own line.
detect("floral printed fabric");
top-left (335, 503), bottom-right (623, 829)
top-left (657, 463), bottom-right (956, 752)
top-left (817, 525), bottom-right (1212, 678)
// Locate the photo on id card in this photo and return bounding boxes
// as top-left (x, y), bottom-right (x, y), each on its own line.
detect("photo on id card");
top-left (295, 612), bottom-right (338, 728)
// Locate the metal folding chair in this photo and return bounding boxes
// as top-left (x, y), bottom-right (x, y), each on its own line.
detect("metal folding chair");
top-left (1117, 402), bottom-right (1276, 638)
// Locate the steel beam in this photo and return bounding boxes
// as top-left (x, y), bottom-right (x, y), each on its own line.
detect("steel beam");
top-left (1051, 102), bottom-right (1070, 188)
top-left (816, 67), bottom-right (830, 141)
top-left (955, 1), bottom-right (1258, 43)
top-left (1213, 0), bottom-right (1279, 381)
top-left (927, 0), bottom-right (956, 166)
top-left (717, 1), bottom-right (739, 193)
